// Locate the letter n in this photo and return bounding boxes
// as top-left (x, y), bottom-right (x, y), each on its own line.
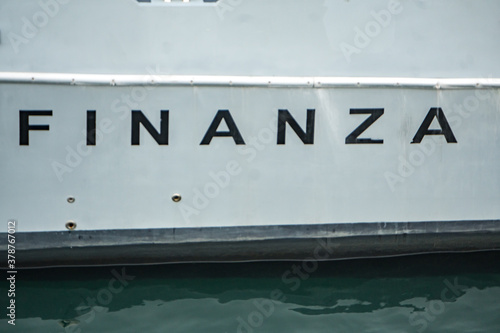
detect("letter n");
top-left (277, 109), bottom-right (315, 144)
top-left (131, 110), bottom-right (169, 145)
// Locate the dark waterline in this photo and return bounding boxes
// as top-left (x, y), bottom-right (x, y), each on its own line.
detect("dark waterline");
top-left (2, 251), bottom-right (500, 332)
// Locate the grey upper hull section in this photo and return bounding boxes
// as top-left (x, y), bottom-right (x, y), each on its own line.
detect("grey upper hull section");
top-left (1, 0), bottom-right (500, 78)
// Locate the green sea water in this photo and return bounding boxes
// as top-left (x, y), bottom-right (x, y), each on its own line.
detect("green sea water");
top-left (1, 251), bottom-right (500, 332)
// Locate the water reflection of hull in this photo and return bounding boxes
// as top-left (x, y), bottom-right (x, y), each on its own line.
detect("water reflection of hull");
top-left (5, 252), bottom-right (500, 325)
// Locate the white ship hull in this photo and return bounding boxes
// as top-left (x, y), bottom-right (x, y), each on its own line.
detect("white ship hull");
top-left (1, 0), bottom-right (499, 266)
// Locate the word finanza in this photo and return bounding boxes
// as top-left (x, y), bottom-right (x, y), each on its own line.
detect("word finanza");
top-left (18, 107), bottom-right (457, 146)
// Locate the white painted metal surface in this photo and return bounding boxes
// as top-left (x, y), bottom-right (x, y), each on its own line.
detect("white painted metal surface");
top-left (1, 0), bottom-right (499, 234)
top-left (1, 83), bottom-right (499, 232)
